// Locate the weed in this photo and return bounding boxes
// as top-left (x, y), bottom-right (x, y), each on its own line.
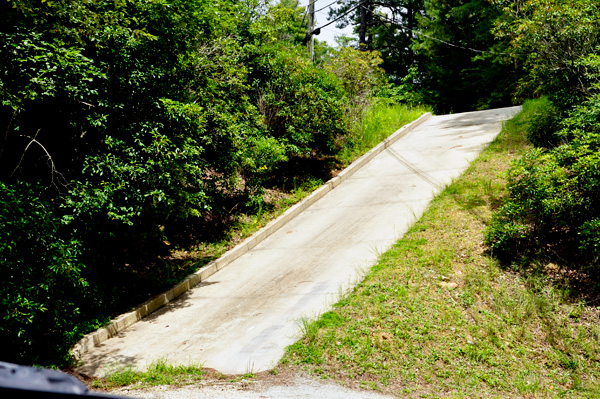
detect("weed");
top-left (243, 360), bottom-right (256, 379)
top-left (339, 105), bottom-right (430, 165)
top-left (95, 359), bottom-right (205, 389)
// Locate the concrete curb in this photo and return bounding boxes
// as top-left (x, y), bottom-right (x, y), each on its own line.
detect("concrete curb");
top-left (71, 112), bottom-right (433, 360)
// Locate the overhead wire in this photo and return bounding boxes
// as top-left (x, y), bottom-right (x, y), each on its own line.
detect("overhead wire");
top-left (301, 0), bottom-right (342, 15)
top-left (342, 3), bottom-right (522, 56)
top-left (310, 0), bottom-right (367, 33)
top-left (303, 0), bottom-right (521, 55)
top-left (314, 0), bottom-right (342, 14)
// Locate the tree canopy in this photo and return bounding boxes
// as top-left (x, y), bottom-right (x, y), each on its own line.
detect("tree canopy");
top-left (0, 0), bottom-right (387, 365)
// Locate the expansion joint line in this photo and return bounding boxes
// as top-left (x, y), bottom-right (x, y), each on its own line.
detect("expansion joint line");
top-left (386, 147), bottom-right (441, 188)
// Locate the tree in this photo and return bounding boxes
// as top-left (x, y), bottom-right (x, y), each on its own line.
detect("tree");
top-left (266, 0), bottom-right (308, 44)
top-left (413, 0), bottom-right (518, 112)
top-left (485, 1), bottom-right (600, 282)
top-left (485, 95), bottom-right (600, 278)
top-left (2, 0), bottom-right (389, 366)
top-left (328, 1), bottom-right (425, 81)
top-left (491, 0), bottom-right (600, 109)
top-left (0, 0), bottom-right (273, 365)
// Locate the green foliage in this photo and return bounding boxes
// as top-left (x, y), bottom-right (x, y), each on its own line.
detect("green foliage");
top-left (261, 0), bottom-right (308, 45)
top-left (285, 102), bottom-right (600, 397)
top-left (324, 47), bottom-right (387, 123)
top-left (374, 66), bottom-right (423, 106)
top-left (486, 95), bottom-right (600, 275)
top-left (0, 182), bottom-right (85, 366)
top-left (327, 1), bottom-right (424, 82)
top-left (557, 92), bottom-right (600, 140)
top-left (0, 0), bottom-right (397, 366)
top-left (339, 102), bottom-right (429, 164)
top-left (492, 0), bottom-right (600, 108)
top-left (414, 0), bottom-right (517, 113)
top-left (0, 30), bottom-right (101, 110)
top-left (254, 45), bottom-right (347, 156)
top-left (518, 97), bottom-right (561, 148)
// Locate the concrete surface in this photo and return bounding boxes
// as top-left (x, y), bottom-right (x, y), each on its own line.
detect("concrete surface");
top-left (77, 106), bottom-right (521, 377)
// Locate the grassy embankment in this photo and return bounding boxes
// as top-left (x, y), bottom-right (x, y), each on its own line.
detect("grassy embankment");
top-left (282, 106), bottom-right (600, 398)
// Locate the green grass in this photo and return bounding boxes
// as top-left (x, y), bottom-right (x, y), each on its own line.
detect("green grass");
top-left (339, 103), bottom-right (430, 165)
top-left (92, 359), bottom-right (205, 390)
top-left (282, 108), bottom-right (600, 397)
top-left (82, 104), bottom-right (428, 389)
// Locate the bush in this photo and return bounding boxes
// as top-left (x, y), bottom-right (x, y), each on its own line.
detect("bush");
top-left (556, 92), bottom-right (600, 141)
top-left (0, 182), bottom-right (86, 366)
top-left (254, 45), bottom-right (347, 156)
top-left (494, 0), bottom-right (600, 108)
top-left (485, 94), bottom-right (600, 275)
top-left (0, 0), bottom-right (393, 367)
top-left (520, 96), bottom-right (561, 148)
top-left (324, 48), bottom-right (386, 127)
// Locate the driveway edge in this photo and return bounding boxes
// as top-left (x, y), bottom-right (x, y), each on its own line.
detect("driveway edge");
top-left (71, 112), bottom-right (433, 360)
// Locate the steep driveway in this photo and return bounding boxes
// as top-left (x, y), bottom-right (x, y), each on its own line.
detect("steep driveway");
top-left (78, 107), bottom-right (521, 376)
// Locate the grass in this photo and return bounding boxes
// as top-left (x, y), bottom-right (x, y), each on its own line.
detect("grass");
top-left (82, 103), bottom-right (428, 388)
top-left (211, 103), bottom-right (429, 259)
top-left (282, 109), bottom-right (600, 397)
top-left (339, 103), bottom-right (430, 165)
top-left (92, 359), bottom-right (205, 390)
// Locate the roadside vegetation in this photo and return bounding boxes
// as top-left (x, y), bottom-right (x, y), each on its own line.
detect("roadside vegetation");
top-left (0, 0), bottom-right (424, 366)
top-left (3, 1), bottom-right (600, 389)
top-left (90, 359), bottom-right (206, 390)
top-left (0, 0), bottom-right (431, 367)
top-left (284, 1), bottom-right (600, 396)
top-left (283, 98), bottom-right (600, 398)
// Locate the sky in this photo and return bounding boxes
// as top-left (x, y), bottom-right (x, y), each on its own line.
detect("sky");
top-left (296, 0), bottom-right (356, 47)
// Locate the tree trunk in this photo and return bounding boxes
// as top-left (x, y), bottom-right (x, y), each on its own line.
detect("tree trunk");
top-left (359, 1), bottom-right (367, 50)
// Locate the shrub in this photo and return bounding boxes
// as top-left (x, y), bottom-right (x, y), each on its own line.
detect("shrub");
top-left (0, 182), bottom-right (86, 365)
top-left (0, 0), bottom-right (393, 367)
top-left (520, 96), bottom-right (561, 148)
top-left (486, 94), bottom-right (600, 275)
top-left (556, 92), bottom-right (600, 141)
top-left (254, 45), bottom-right (347, 156)
top-left (493, 0), bottom-right (600, 108)
top-left (324, 47), bottom-right (387, 127)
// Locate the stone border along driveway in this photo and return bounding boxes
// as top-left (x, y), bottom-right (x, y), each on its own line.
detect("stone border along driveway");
top-left (71, 112), bottom-right (433, 360)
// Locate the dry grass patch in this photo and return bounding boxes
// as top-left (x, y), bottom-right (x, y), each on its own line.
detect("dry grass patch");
top-left (283, 115), bottom-right (600, 397)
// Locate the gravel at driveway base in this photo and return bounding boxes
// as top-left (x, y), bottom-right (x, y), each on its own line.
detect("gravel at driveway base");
top-left (113, 375), bottom-right (395, 399)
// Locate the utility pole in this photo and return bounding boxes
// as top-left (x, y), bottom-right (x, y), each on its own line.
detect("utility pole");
top-left (307, 0), bottom-right (315, 62)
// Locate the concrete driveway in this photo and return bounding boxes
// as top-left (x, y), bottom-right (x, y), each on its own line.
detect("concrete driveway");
top-left (77, 106), bottom-right (521, 377)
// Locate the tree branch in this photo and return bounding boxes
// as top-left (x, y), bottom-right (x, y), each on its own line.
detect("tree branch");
top-left (11, 131), bottom-right (68, 190)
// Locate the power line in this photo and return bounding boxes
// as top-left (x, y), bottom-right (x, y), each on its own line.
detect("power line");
top-left (361, 5), bottom-right (521, 56)
top-left (314, 0), bottom-right (341, 14)
top-left (310, 0), bottom-right (366, 34)
top-left (321, 26), bottom-right (349, 33)
top-left (302, 0), bottom-right (341, 15)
